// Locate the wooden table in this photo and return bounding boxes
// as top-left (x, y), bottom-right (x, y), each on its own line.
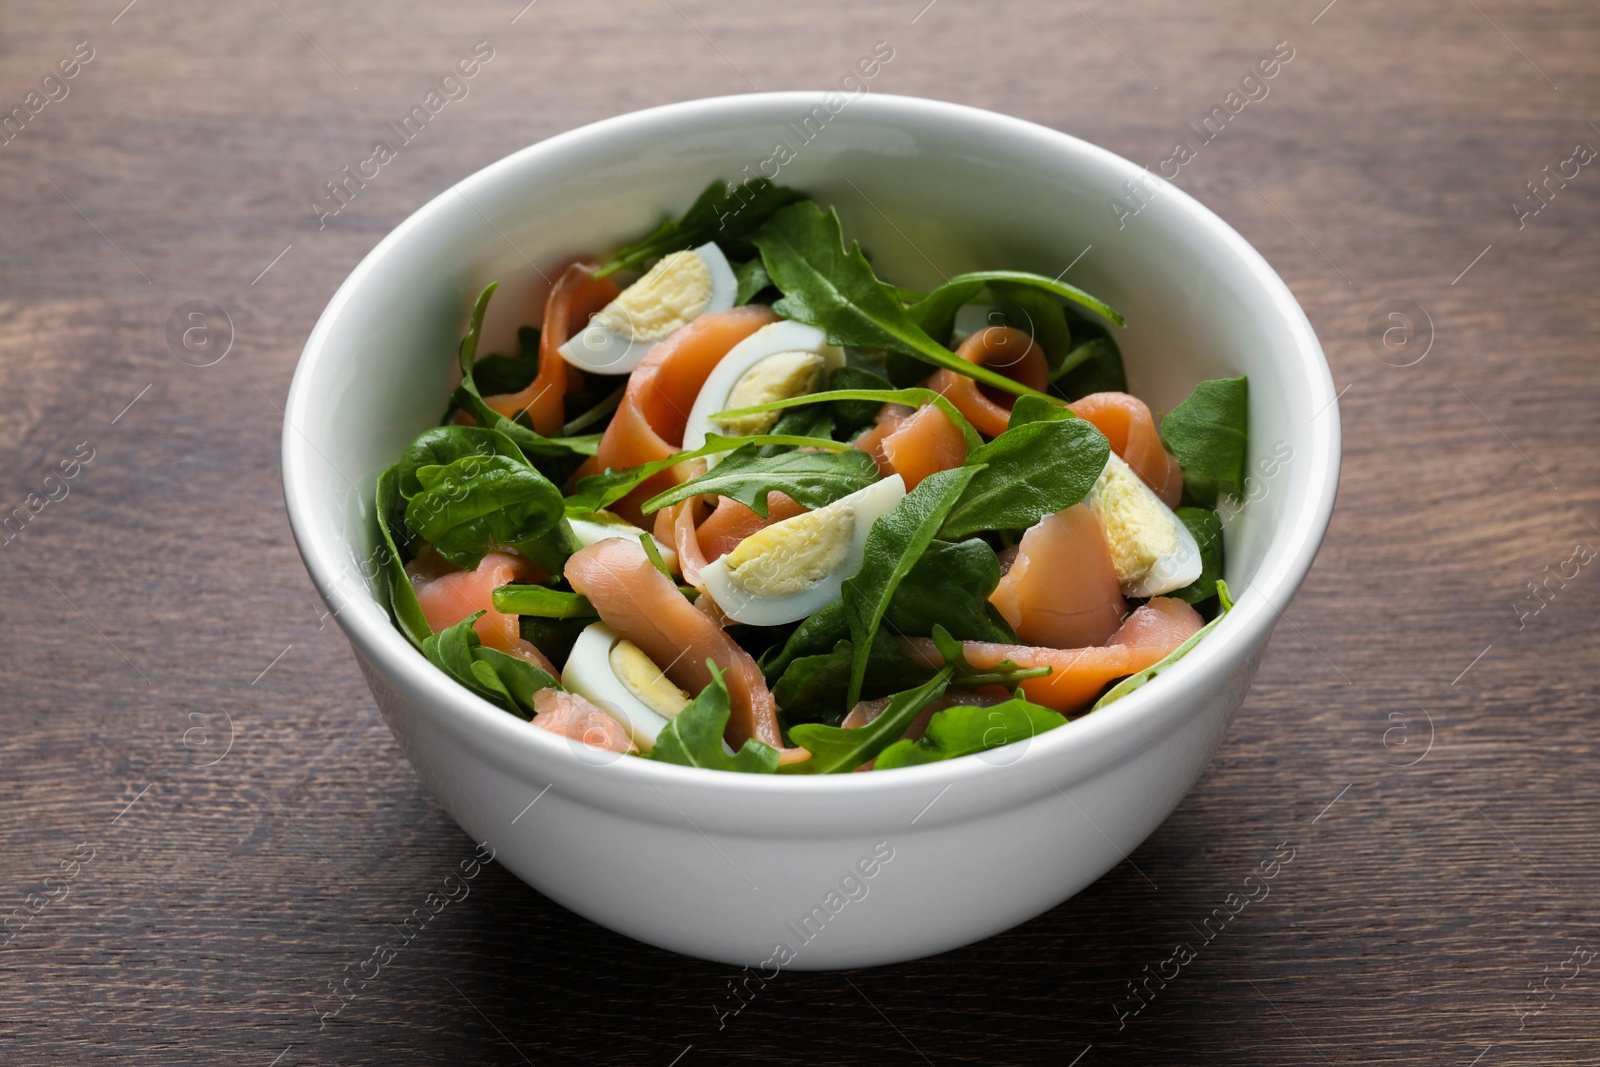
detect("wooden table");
top-left (3, 1), bottom-right (1597, 1062)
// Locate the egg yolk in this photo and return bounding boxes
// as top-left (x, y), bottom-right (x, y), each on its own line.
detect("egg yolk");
top-left (596, 250), bottom-right (714, 341)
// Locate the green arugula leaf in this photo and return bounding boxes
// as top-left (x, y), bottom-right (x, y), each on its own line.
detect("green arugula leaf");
top-left (874, 696), bottom-right (1067, 770)
top-left (648, 662), bottom-right (781, 773)
top-left (1092, 580), bottom-right (1233, 710)
top-left (752, 202), bottom-right (1046, 399)
top-left (782, 666), bottom-right (954, 774)
top-left (827, 366), bottom-right (896, 435)
top-left (927, 624), bottom-right (1050, 688)
top-left (561, 382), bottom-right (626, 437)
top-left (903, 277), bottom-right (985, 343)
top-left (1171, 507), bottom-right (1225, 605)
top-left (712, 386), bottom-right (982, 453)
top-left (563, 431), bottom-right (852, 517)
top-left (640, 444), bottom-right (879, 518)
top-left (732, 257), bottom-right (772, 304)
top-left (452, 283), bottom-right (600, 461)
top-left (398, 426), bottom-right (526, 499)
top-left (907, 270), bottom-right (1124, 332)
top-left (940, 418), bottom-right (1110, 539)
top-left (1161, 376), bottom-right (1249, 506)
top-left (1050, 337), bottom-right (1127, 395)
top-left (593, 178), bottom-right (807, 278)
top-left (491, 585), bottom-right (597, 619)
top-left (405, 454), bottom-right (564, 569)
top-left (760, 404), bottom-right (835, 454)
top-left (375, 465), bottom-right (431, 649)
top-left (840, 465), bottom-right (982, 706)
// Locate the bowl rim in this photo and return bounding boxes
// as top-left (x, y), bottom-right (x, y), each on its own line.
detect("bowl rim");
top-left (282, 91), bottom-right (1340, 819)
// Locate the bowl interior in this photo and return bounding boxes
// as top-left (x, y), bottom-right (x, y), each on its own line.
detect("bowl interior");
top-left (285, 92), bottom-right (1337, 798)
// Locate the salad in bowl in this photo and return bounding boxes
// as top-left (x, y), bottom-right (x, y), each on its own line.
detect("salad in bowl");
top-left (375, 179), bottom-right (1248, 776)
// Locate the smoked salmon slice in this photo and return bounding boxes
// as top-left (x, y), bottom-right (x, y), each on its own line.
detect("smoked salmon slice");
top-left (590, 304), bottom-right (780, 524)
top-left (530, 689), bottom-right (636, 753)
top-left (694, 491), bottom-right (809, 561)
top-left (899, 597), bottom-right (1203, 714)
top-left (406, 547), bottom-right (558, 672)
top-left (853, 402), bottom-right (968, 490)
top-left (990, 504), bottom-right (1128, 649)
top-left (927, 326), bottom-right (1050, 438)
top-left (1070, 392), bottom-right (1185, 507)
top-left (483, 261), bottom-right (620, 437)
top-left (564, 537), bottom-right (783, 748)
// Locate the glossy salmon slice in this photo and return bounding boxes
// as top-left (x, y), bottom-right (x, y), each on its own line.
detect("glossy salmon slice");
top-left (990, 504), bottom-right (1129, 649)
top-left (854, 402), bottom-right (968, 490)
top-left (694, 492), bottom-right (809, 561)
top-left (483, 262), bottom-right (620, 436)
top-left (926, 326), bottom-right (1049, 438)
top-left (564, 537), bottom-right (783, 748)
top-left (1070, 391), bottom-right (1185, 507)
top-left (407, 547), bottom-right (556, 670)
top-left (899, 597), bottom-right (1203, 714)
top-left (590, 304), bottom-right (780, 524)
top-left (530, 689), bottom-right (636, 753)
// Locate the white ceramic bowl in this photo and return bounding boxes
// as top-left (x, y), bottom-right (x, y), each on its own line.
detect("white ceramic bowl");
top-left (283, 93), bottom-right (1339, 970)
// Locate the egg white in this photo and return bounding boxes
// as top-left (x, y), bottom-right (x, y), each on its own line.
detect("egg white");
top-left (698, 474), bottom-right (906, 626)
top-left (558, 242), bottom-right (736, 375)
top-left (681, 319), bottom-right (845, 457)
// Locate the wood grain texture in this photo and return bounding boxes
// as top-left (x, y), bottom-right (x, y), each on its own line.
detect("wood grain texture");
top-left (2, 0), bottom-right (1598, 1063)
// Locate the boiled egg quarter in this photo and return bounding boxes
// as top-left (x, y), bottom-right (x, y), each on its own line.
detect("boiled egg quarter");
top-left (558, 242), bottom-right (736, 374)
top-left (681, 320), bottom-right (845, 454)
top-left (561, 623), bottom-right (690, 753)
top-left (1087, 452), bottom-right (1202, 598)
top-left (698, 474), bottom-right (906, 626)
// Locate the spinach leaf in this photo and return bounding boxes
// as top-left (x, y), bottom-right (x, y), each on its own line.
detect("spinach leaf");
top-left (713, 386), bottom-right (981, 452)
top-left (772, 634), bottom-right (933, 728)
top-left (1051, 309), bottom-right (1128, 398)
top-left (1161, 376), bottom-right (1249, 506)
top-left (874, 696), bottom-right (1067, 770)
top-left (885, 539), bottom-right (1015, 643)
top-left (452, 283), bottom-right (600, 461)
top-left (760, 538), bottom-right (1013, 691)
top-left (640, 444), bottom-right (880, 518)
top-left (405, 454), bottom-right (565, 569)
top-left (940, 418), bottom-right (1110, 539)
top-left (840, 465), bottom-right (981, 706)
top-left (1093, 581), bottom-right (1233, 709)
top-left (1171, 508), bottom-right (1224, 605)
top-left (491, 585), bottom-right (596, 619)
top-left (903, 278), bottom-right (985, 343)
top-left (648, 662), bottom-right (781, 773)
top-left (907, 270), bottom-right (1124, 331)
top-left (375, 464), bottom-right (431, 649)
top-left (421, 613), bottom-right (558, 719)
top-left (561, 382), bottom-right (626, 437)
top-left (398, 426), bottom-right (526, 499)
top-left (1006, 394), bottom-right (1076, 430)
top-left (470, 353), bottom-right (539, 397)
top-left (828, 366), bottom-right (895, 435)
top-left (593, 178), bottom-right (807, 278)
top-left (753, 202), bottom-right (1046, 399)
top-left (782, 666), bottom-right (954, 774)
top-left (518, 615), bottom-right (588, 671)
top-left (473, 645), bottom-right (561, 718)
top-left (732, 257), bottom-right (772, 305)
top-left (990, 281), bottom-right (1075, 369)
